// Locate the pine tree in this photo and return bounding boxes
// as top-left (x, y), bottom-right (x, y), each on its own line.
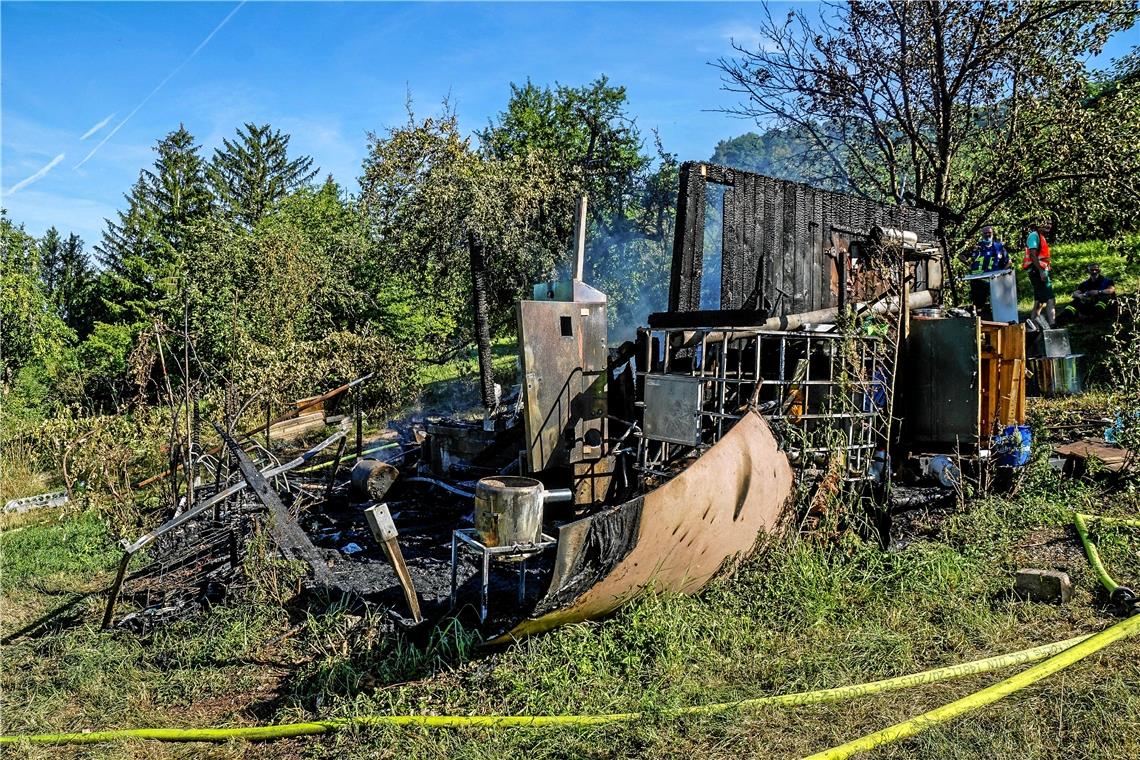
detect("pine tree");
top-left (144, 124), bottom-right (213, 251)
top-left (38, 226), bottom-right (64, 295)
top-left (57, 233), bottom-right (95, 335)
top-left (208, 122), bottom-right (318, 227)
top-left (94, 125), bottom-right (211, 324)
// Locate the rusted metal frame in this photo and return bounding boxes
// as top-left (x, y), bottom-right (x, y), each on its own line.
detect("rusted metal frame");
top-left (639, 324), bottom-right (888, 482)
top-left (214, 423), bottom-right (334, 588)
top-left (135, 374), bottom-right (373, 489)
top-left (102, 430), bottom-right (345, 627)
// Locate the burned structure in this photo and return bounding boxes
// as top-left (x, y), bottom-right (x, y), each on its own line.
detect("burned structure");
top-left (105, 163), bottom-right (1029, 638)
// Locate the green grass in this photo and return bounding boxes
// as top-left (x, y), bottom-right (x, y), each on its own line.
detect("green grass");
top-left (1012, 235), bottom-right (1139, 385)
top-left (417, 336), bottom-right (519, 412)
top-left (3, 432), bottom-right (1139, 759)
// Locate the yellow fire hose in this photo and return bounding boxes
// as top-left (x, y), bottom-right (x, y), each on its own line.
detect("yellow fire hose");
top-left (5, 512), bottom-right (1136, 749)
top-left (803, 510), bottom-right (1140, 759)
top-left (801, 612), bottom-right (1140, 760)
top-left (0, 634), bottom-right (1092, 746)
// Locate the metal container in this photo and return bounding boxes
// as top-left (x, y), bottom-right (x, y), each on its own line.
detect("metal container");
top-left (1030, 355), bottom-right (1083, 397)
top-left (1027, 328), bottom-right (1071, 359)
top-left (912, 308), bottom-right (943, 319)
top-left (474, 476), bottom-right (544, 550)
top-left (351, 459), bottom-right (399, 502)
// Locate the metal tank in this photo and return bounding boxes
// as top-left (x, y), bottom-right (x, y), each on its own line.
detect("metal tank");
top-left (474, 476), bottom-right (545, 549)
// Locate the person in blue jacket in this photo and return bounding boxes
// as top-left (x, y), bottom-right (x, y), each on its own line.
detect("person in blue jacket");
top-left (963, 225), bottom-right (1010, 319)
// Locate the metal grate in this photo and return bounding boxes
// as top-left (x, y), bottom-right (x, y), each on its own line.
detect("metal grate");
top-left (635, 326), bottom-right (892, 486)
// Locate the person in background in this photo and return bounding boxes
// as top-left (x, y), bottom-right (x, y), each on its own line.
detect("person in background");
top-left (1060, 262), bottom-right (1117, 322)
top-left (963, 224), bottom-right (1010, 319)
top-left (1023, 219), bottom-right (1055, 326)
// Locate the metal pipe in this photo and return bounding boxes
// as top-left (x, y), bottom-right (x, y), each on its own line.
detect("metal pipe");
top-left (541, 488), bottom-right (573, 504)
top-left (572, 194), bottom-right (588, 281)
top-left (404, 477), bottom-right (475, 499)
top-left (760, 290), bottom-right (934, 332)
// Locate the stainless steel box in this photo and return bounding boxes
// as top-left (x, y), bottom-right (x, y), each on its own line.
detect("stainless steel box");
top-left (643, 374), bottom-right (703, 446)
top-left (1027, 329), bottom-right (1071, 359)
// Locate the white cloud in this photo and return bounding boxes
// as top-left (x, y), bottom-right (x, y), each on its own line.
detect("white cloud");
top-left (720, 23), bottom-right (778, 53)
top-left (80, 113), bottom-right (117, 141)
top-left (4, 153), bottom-right (66, 196)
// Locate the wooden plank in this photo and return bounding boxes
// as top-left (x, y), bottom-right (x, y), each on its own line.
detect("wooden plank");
top-left (740, 171), bottom-right (756, 309)
top-left (217, 424), bottom-right (334, 588)
top-left (1054, 439), bottom-right (1131, 472)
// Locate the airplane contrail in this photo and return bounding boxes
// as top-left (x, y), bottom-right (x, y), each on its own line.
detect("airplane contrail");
top-left (4, 153), bottom-right (66, 196)
top-left (80, 113), bottom-right (117, 140)
top-left (74, 1), bottom-right (245, 169)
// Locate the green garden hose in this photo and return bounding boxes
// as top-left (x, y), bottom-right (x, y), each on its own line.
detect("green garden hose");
top-left (1074, 512), bottom-right (1120, 594)
top-left (1081, 514), bottom-right (1140, 529)
top-left (801, 612), bottom-right (1140, 760)
top-left (1074, 512), bottom-right (1138, 613)
top-left (0, 634), bottom-right (1092, 746)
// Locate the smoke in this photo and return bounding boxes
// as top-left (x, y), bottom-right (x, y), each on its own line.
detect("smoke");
top-left (584, 230), bottom-right (672, 345)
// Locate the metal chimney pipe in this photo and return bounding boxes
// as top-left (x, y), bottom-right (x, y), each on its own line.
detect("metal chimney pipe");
top-left (572, 193), bottom-right (588, 281)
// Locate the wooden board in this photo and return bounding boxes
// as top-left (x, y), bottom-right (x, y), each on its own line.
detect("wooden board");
top-left (1053, 439), bottom-right (1132, 472)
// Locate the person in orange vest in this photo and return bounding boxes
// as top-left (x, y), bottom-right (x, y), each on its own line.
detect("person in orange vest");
top-left (1023, 219), bottom-right (1055, 326)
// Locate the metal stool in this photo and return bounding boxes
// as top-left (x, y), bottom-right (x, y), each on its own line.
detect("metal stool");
top-left (450, 528), bottom-right (556, 622)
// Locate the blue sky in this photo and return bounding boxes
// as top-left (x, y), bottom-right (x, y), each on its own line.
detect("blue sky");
top-left (2, 2), bottom-right (1137, 246)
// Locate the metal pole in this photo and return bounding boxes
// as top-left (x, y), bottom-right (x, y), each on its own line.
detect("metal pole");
top-left (355, 386), bottom-right (363, 461)
top-left (450, 533), bottom-right (459, 609)
top-left (572, 194), bottom-right (588, 281)
top-left (481, 550), bottom-right (490, 622)
top-left (324, 436), bottom-right (347, 504)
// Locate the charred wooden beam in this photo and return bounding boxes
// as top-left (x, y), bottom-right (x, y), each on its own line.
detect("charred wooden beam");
top-left (214, 423), bottom-right (336, 589)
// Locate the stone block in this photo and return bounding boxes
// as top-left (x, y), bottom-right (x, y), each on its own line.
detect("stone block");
top-left (1015, 568), bottom-right (1072, 603)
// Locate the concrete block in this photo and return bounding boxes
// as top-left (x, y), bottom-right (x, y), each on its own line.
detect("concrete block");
top-left (1015, 568), bottom-right (1072, 603)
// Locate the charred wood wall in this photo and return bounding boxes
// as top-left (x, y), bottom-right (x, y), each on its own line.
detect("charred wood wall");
top-left (668, 162), bottom-right (941, 315)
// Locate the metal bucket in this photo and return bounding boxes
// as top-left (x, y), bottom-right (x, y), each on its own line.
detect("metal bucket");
top-left (1030, 355), bottom-right (1082, 397)
top-left (474, 476), bottom-right (544, 550)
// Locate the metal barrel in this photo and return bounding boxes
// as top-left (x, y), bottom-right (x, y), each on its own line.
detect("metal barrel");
top-left (474, 476), bottom-right (544, 550)
top-left (1030, 355), bottom-right (1082, 397)
top-left (351, 459), bottom-right (400, 502)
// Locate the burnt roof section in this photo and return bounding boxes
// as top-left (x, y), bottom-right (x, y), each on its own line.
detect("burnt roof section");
top-left (668, 162), bottom-right (941, 315)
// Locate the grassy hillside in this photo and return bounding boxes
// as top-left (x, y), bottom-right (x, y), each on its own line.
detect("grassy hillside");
top-left (1015, 235), bottom-right (1138, 323)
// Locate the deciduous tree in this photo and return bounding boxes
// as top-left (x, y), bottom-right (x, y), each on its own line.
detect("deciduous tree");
top-left (716, 1), bottom-right (1138, 248)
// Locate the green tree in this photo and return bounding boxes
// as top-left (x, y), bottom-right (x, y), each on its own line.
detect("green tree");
top-left (1, 212), bottom-right (76, 426)
top-left (38, 226), bottom-right (64, 295)
top-left (208, 122), bottom-right (318, 227)
top-left (360, 103), bottom-right (576, 355)
top-left (96, 126), bottom-right (211, 324)
top-left (479, 79), bottom-right (676, 337)
top-left (480, 77), bottom-right (648, 236)
top-left (55, 233), bottom-right (95, 336)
